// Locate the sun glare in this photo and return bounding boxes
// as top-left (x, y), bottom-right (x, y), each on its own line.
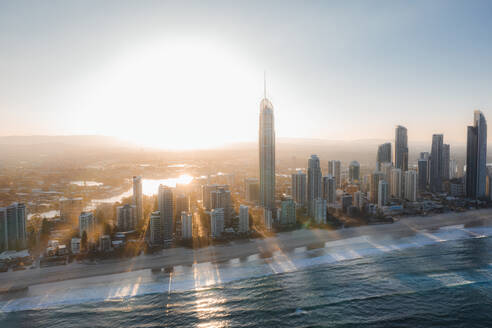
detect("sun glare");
top-left (141, 174), bottom-right (194, 195)
top-left (67, 38), bottom-right (260, 150)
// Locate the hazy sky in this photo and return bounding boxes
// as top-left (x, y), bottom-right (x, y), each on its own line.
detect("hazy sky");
top-left (1, 1), bottom-right (491, 149)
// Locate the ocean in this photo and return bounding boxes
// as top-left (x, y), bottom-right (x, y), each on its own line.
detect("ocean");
top-left (2, 224), bottom-right (492, 327)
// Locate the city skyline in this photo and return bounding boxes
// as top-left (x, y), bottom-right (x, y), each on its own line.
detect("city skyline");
top-left (1, 1), bottom-right (492, 149)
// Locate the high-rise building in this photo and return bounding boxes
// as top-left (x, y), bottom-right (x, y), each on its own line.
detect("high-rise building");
top-left (175, 193), bottom-right (190, 221)
top-left (362, 175), bottom-right (371, 193)
top-left (263, 208), bottom-right (273, 231)
top-left (430, 134), bottom-right (444, 192)
top-left (158, 185), bottom-right (174, 247)
top-left (442, 144), bottom-right (450, 181)
top-left (466, 110), bottom-right (488, 199)
top-left (340, 194), bottom-right (352, 213)
top-left (59, 197), bottom-right (83, 227)
top-left (291, 171), bottom-right (307, 208)
top-left (133, 176), bottom-right (143, 225)
top-left (202, 184), bottom-right (223, 210)
top-left (71, 238), bottom-right (81, 254)
top-left (116, 204), bottom-right (136, 232)
top-left (418, 159), bottom-right (428, 192)
top-left (210, 208), bottom-right (224, 238)
top-left (377, 142), bottom-right (392, 170)
top-left (395, 125), bottom-right (408, 171)
top-left (322, 175), bottom-right (337, 204)
top-left (239, 205), bottom-right (249, 233)
top-left (381, 162), bottom-right (393, 183)
top-left (404, 170), bottom-right (418, 202)
top-left (449, 159), bottom-right (458, 179)
top-left (370, 171), bottom-right (385, 204)
top-left (390, 168), bottom-right (402, 199)
top-left (313, 198), bottom-right (327, 224)
top-left (259, 82), bottom-right (276, 211)
top-left (210, 208), bottom-right (225, 239)
top-left (420, 152), bottom-right (431, 184)
top-left (328, 160), bottom-right (341, 188)
top-left (149, 211), bottom-right (161, 245)
top-left (280, 199), bottom-right (296, 225)
top-left (0, 203), bottom-right (27, 251)
top-left (244, 178), bottom-right (260, 203)
top-left (79, 212), bottom-right (95, 237)
top-left (354, 191), bottom-right (364, 209)
top-left (307, 155), bottom-right (322, 215)
top-left (378, 180), bottom-right (389, 208)
top-left (181, 212), bottom-right (193, 240)
top-left (349, 161), bottom-right (360, 182)
top-left (210, 186), bottom-right (233, 225)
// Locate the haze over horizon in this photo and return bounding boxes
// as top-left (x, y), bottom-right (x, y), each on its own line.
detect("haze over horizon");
top-left (1, 0), bottom-right (491, 149)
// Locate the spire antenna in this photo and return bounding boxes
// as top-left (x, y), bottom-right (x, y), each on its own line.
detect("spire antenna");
top-left (264, 70), bottom-right (266, 99)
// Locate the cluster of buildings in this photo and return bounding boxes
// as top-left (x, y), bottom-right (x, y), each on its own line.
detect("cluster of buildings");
top-left (0, 81), bottom-right (490, 259)
top-left (0, 203), bottom-right (27, 252)
top-left (254, 82), bottom-right (489, 224)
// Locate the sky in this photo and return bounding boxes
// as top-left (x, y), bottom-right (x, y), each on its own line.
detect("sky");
top-left (1, 0), bottom-right (491, 149)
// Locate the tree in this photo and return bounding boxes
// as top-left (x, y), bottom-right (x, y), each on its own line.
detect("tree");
top-left (81, 230), bottom-right (88, 252)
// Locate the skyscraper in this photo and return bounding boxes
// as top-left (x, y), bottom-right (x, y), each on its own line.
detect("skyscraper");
top-left (158, 185), bottom-right (174, 247)
top-left (322, 175), bottom-right (337, 204)
top-left (430, 134), bottom-right (444, 192)
top-left (175, 193), bottom-right (190, 221)
top-left (307, 155), bottom-right (322, 215)
top-left (466, 110), bottom-right (488, 199)
top-left (349, 161), bottom-right (360, 182)
top-left (259, 80), bottom-right (276, 211)
top-left (381, 162), bottom-right (393, 184)
top-left (239, 205), bottom-right (249, 233)
top-left (0, 203), bottom-right (27, 251)
top-left (371, 171), bottom-right (385, 204)
top-left (291, 171), bottom-right (307, 207)
top-left (244, 178), bottom-right (260, 203)
top-left (378, 180), bottom-right (389, 208)
top-left (395, 125), bottom-right (408, 171)
top-left (180, 212), bottom-right (193, 240)
top-left (442, 144), bottom-right (450, 181)
top-left (418, 159), bottom-right (428, 192)
top-left (210, 186), bottom-right (233, 225)
top-left (328, 160), bottom-right (341, 188)
top-left (210, 208), bottom-right (225, 239)
top-left (116, 204), bottom-right (136, 232)
top-left (133, 176), bottom-right (143, 225)
top-left (79, 211), bottom-right (95, 237)
top-left (377, 142), bottom-right (392, 170)
top-left (390, 168), bottom-right (402, 199)
top-left (313, 198), bottom-right (327, 224)
top-left (149, 211), bottom-right (161, 245)
top-left (280, 198), bottom-right (296, 225)
top-left (404, 170), bottom-right (418, 202)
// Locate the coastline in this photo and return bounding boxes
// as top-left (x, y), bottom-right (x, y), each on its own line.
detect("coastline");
top-left (2, 209), bottom-right (492, 293)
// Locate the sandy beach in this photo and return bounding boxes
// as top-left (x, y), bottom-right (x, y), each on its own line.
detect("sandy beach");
top-left (1, 209), bottom-right (492, 293)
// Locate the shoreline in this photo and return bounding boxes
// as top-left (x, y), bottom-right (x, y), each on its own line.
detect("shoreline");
top-left (2, 209), bottom-right (492, 293)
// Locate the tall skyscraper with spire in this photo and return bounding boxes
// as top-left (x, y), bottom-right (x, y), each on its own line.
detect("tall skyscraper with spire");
top-left (466, 110), bottom-right (487, 199)
top-left (259, 75), bottom-right (276, 211)
top-left (395, 125), bottom-right (408, 171)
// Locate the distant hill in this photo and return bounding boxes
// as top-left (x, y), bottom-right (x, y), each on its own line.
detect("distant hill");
top-left (0, 135), bottom-right (128, 147)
